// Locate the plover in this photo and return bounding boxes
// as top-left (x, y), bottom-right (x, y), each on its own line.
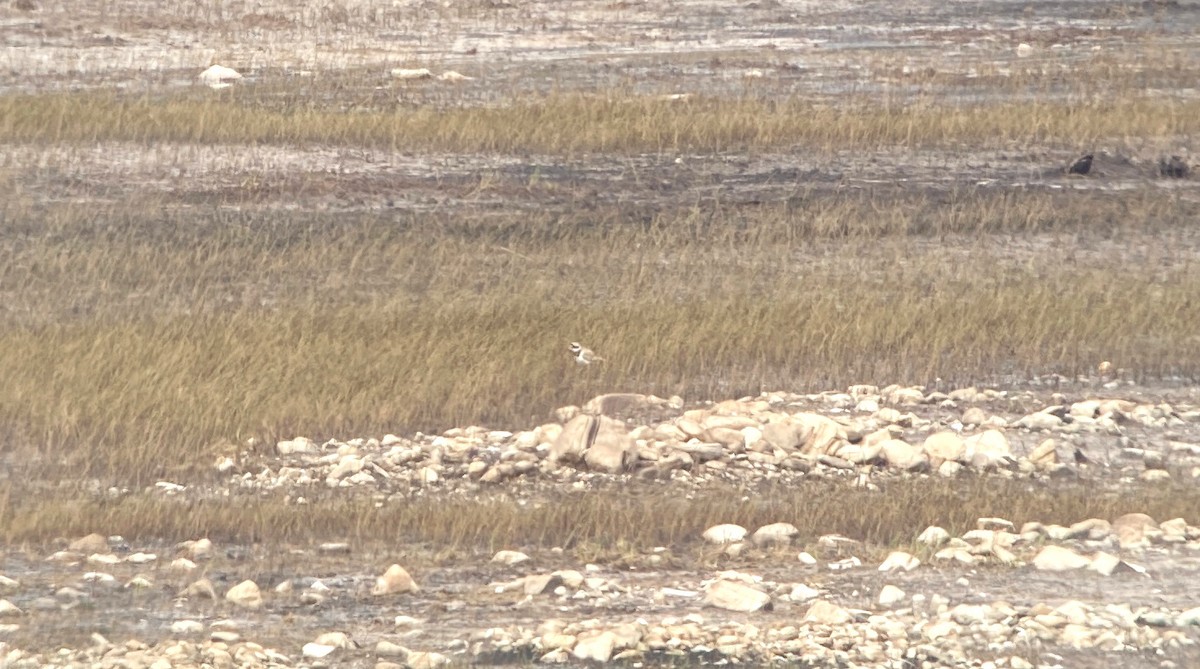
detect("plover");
top-left (568, 342), bottom-right (604, 365)
top-left (1067, 154), bottom-right (1093, 176)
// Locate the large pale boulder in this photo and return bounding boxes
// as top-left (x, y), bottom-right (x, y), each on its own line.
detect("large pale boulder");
top-left (584, 417), bottom-right (637, 473)
top-left (372, 564), bottom-right (419, 595)
top-left (923, 432), bottom-right (966, 463)
top-left (552, 415), bottom-right (636, 472)
top-left (1028, 438), bottom-right (1059, 467)
top-left (69, 534), bottom-right (108, 553)
top-left (792, 413), bottom-right (846, 454)
top-left (703, 579), bottom-right (771, 612)
top-left (1112, 513), bottom-right (1157, 548)
top-left (573, 631), bottom-right (617, 662)
top-left (225, 580), bottom-right (263, 609)
top-left (751, 522), bottom-right (800, 546)
top-left (963, 429), bottom-right (1014, 468)
top-left (550, 415), bottom-right (598, 463)
top-left (878, 551), bottom-right (920, 572)
top-left (803, 599), bottom-right (852, 624)
top-left (583, 393), bottom-right (660, 416)
top-left (760, 421), bottom-right (806, 451)
top-left (1031, 546), bottom-right (1091, 571)
top-left (828, 441), bottom-right (881, 464)
top-left (703, 524), bottom-right (748, 544)
top-left (879, 439), bottom-right (928, 470)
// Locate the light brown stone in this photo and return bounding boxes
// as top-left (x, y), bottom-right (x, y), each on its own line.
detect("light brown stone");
top-left (703, 579), bottom-right (771, 612)
top-left (224, 580), bottom-right (263, 609)
top-left (923, 432), bottom-right (966, 463)
top-left (372, 564), bottom-right (419, 595)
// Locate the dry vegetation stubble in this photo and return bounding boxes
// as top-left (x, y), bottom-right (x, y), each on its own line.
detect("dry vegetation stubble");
top-left (1, 86), bottom-right (1198, 542)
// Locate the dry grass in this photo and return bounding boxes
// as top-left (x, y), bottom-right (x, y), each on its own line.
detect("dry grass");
top-left (1, 79), bottom-right (1199, 543)
top-left (1, 187), bottom-right (1198, 484)
top-left (4, 478), bottom-right (1198, 552)
top-left (2, 89), bottom-right (1199, 153)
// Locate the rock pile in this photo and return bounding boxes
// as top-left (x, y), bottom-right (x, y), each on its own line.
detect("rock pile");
top-left (195, 386), bottom-right (1199, 498)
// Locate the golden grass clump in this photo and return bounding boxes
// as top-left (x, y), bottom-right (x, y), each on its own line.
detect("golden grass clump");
top-left (4, 478), bottom-right (1199, 552)
top-left (3, 89), bottom-right (1200, 153)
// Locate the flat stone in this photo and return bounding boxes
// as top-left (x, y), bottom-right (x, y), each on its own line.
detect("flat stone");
top-left (1032, 546), bottom-right (1091, 571)
top-left (803, 599), bottom-right (852, 624)
top-left (573, 631), bottom-right (617, 662)
top-left (491, 550), bottom-right (531, 566)
top-left (751, 522), bottom-right (799, 546)
top-left (703, 524), bottom-right (748, 544)
top-left (878, 551), bottom-right (920, 572)
top-left (923, 432), bottom-right (965, 462)
top-left (703, 579), bottom-right (771, 612)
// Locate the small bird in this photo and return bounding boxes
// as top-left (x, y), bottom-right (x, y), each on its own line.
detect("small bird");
top-left (1067, 154), bottom-right (1093, 175)
top-left (568, 342), bottom-right (604, 365)
top-left (1073, 447), bottom-right (1090, 465)
top-left (1159, 155), bottom-right (1190, 179)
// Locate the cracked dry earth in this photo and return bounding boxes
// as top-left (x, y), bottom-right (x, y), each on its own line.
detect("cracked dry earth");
top-left (4, 380), bottom-right (1200, 668)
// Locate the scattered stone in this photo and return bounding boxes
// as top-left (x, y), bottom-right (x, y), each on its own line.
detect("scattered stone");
top-left (878, 551), bottom-right (920, 572)
top-left (68, 533), bottom-right (108, 553)
top-left (1032, 546), bottom-right (1092, 571)
top-left (803, 599), bottom-right (853, 624)
top-left (702, 524), bottom-right (747, 544)
top-left (878, 585), bottom-right (906, 608)
top-left (301, 642), bottom-right (336, 658)
top-left (198, 64), bottom-right (243, 89)
top-left (391, 67), bottom-right (433, 80)
top-left (923, 432), bottom-right (965, 463)
top-left (373, 564), bottom-right (419, 595)
top-left (179, 578), bottom-right (217, 600)
top-left (1112, 513), bottom-right (1157, 548)
top-left (572, 631), bottom-right (617, 662)
top-left (703, 579), bottom-right (772, 612)
top-left (750, 522), bottom-right (799, 546)
top-left (917, 526), bottom-right (951, 546)
top-left (492, 550), bottom-right (531, 566)
top-left (224, 580), bottom-right (263, 609)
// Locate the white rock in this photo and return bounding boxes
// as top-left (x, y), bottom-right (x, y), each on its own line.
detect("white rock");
top-left (1016, 43), bottom-right (1034, 57)
top-left (878, 551), bottom-right (920, 572)
top-left (437, 70), bottom-right (473, 82)
top-left (1032, 545), bottom-right (1091, 571)
top-left (878, 585), bottom-right (906, 608)
top-left (789, 584), bottom-right (820, 601)
top-left (702, 524), bottom-right (748, 544)
top-left (917, 526), bottom-right (951, 546)
top-left (751, 522), bottom-right (799, 546)
top-left (277, 437), bottom-right (317, 455)
top-left (803, 599), bottom-right (852, 624)
top-left (170, 558), bottom-right (197, 572)
top-left (301, 643), bottom-right (336, 658)
top-left (406, 651), bottom-right (450, 669)
top-left (198, 64), bottom-right (243, 89)
top-left (491, 550), bottom-right (530, 566)
top-left (572, 631), bottom-right (617, 662)
top-left (224, 580), bottom-right (263, 609)
top-left (373, 564), bottom-right (419, 595)
top-left (703, 579), bottom-right (771, 612)
top-left (391, 68), bottom-right (433, 80)
top-left (169, 620), bottom-right (203, 635)
top-left (313, 632), bottom-right (355, 648)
